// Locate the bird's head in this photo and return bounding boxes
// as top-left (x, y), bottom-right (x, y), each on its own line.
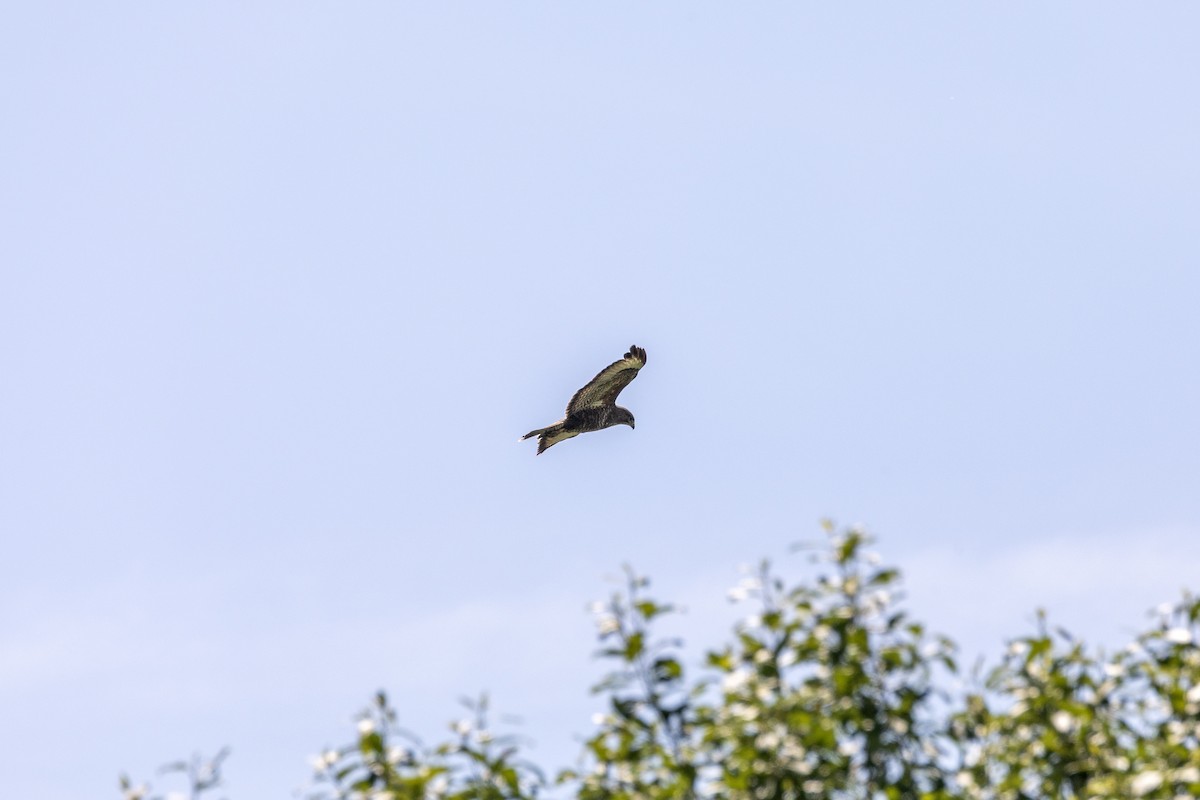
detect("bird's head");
top-left (614, 407), bottom-right (635, 429)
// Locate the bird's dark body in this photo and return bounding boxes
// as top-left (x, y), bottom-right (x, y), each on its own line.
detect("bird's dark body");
top-left (566, 406), bottom-right (620, 432)
top-left (521, 345), bottom-right (647, 455)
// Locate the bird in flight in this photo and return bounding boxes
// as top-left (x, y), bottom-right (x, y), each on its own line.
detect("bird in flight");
top-left (521, 345), bottom-right (647, 455)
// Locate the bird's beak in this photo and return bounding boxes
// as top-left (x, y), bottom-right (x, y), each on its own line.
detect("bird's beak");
top-left (630, 421), bottom-right (636, 429)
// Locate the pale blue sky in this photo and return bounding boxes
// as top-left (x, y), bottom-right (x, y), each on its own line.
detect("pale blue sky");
top-left (2, 4), bottom-right (1199, 798)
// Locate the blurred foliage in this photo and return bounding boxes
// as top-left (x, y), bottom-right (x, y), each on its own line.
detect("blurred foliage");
top-left (120, 748), bottom-right (230, 800)
top-left (122, 525), bottom-right (1200, 799)
top-left (306, 691), bottom-right (545, 800)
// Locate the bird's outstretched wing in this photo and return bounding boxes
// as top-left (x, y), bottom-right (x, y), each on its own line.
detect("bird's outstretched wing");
top-left (566, 345), bottom-right (647, 413)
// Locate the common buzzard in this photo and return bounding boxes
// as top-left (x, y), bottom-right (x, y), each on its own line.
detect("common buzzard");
top-left (521, 345), bottom-right (647, 455)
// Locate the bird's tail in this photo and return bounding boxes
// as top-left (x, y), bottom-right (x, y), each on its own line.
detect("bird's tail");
top-left (520, 423), bottom-right (568, 455)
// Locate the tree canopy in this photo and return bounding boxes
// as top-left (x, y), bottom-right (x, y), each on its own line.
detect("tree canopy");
top-left (122, 526), bottom-right (1200, 800)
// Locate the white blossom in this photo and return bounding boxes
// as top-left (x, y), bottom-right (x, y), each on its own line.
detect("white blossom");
top-left (728, 576), bottom-right (761, 602)
top-left (865, 589), bottom-right (891, 613)
top-left (728, 702), bottom-right (759, 721)
top-left (757, 731), bottom-right (781, 749)
top-left (837, 738), bottom-right (861, 757)
top-left (1165, 627), bottom-right (1193, 645)
top-left (1176, 766), bottom-right (1200, 783)
top-left (1051, 710), bottom-right (1074, 733)
top-left (1131, 771), bottom-right (1163, 796)
top-left (780, 741), bottom-right (807, 767)
top-left (722, 669), bottom-right (752, 693)
top-left (357, 718), bottom-right (376, 735)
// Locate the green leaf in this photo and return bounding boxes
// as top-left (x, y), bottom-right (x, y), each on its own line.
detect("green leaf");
top-left (652, 657), bottom-right (683, 681)
top-left (870, 568), bottom-right (900, 586)
top-left (359, 731), bottom-right (384, 755)
top-left (623, 631), bottom-right (645, 660)
top-left (707, 649), bottom-right (734, 671)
